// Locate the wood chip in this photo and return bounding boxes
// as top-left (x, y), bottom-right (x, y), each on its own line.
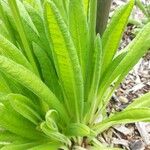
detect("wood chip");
top-left (136, 122), bottom-right (150, 145)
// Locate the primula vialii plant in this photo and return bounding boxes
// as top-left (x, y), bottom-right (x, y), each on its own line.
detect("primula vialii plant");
top-left (0, 0), bottom-right (150, 149)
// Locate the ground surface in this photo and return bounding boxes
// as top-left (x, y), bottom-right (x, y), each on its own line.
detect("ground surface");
top-left (98, 0), bottom-right (150, 149)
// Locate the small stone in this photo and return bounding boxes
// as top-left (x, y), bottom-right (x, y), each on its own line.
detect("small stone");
top-left (129, 140), bottom-right (145, 150)
top-left (119, 96), bottom-right (129, 103)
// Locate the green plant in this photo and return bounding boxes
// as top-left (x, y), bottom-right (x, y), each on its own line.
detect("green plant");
top-left (0, 0), bottom-right (150, 149)
top-left (136, 0), bottom-right (150, 19)
top-left (129, 0), bottom-right (150, 33)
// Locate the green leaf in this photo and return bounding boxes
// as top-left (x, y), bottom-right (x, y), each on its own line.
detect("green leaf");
top-left (8, 0), bottom-right (39, 75)
top-left (88, 0), bottom-right (97, 43)
top-left (1, 74), bottom-right (36, 100)
top-left (0, 35), bottom-right (33, 71)
top-left (22, 0), bottom-right (43, 15)
top-left (0, 56), bottom-right (69, 124)
top-left (65, 123), bottom-right (92, 137)
top-left (69, 0), bottom-right (89, 78)
top-left (84, 0), bottom-right (97, 100)
top-left (40, 122), bottom-right (71, 146)
top-left (16, 0), bottom-right (39, 35)
top-left (8, 94), bottom-right (42, 125)
top-left (85, 34), bottom-right (102, 123)
top-left (0, 130), bottom-right (26, 143)
top-left (0, 3), bottom-right (16, 44)
top-left (100, 50), bottom-right (127, 84)
top-left (0, 20), bottom-right (10, 41)
top-left (45, 0), bottom-right (84, 122)
top-left (98, 22), bottom-right (150, 108)
top-left (93, 108), bottom-right (150, 133)
top-left (16, 1), bottom-right (46, 54)
top-left (28, 142), bottom-right (61, 150)
top-left (135, 0), bottom-right (149, 17)
top-left (84, 0), bottom-right (89, 16)
top-left (24, 3), bottom-right (52, 59)
top-left (1, 143), bottom-right (39, 150)
top-left (45, 110), bottom-right (58, 131)
top-left (126, 92), bottom-right (150, 109)
top-left (88, 35), bottom-right (102, 101)
top-left (33, 43), bottom-right (62, 100)
top-left (0, 103), bottom-right (44, 140)
top-left (101, 0), bottom-right (134, 73)
top-left (96, 51), bottom-right (127, 110)
top-left (52, 0), bottom-right (68, 24)
top-left (0, 74), bottom-right (11, 93)
top-left (110, 22), bottom-right (150, 88)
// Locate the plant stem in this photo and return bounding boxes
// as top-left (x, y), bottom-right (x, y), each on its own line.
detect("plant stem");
top-left (96, 0), bottom-right (112, 35)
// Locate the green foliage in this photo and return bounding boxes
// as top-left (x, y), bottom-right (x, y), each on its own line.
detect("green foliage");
top-left (0, 0), bottom-right (150, 149)
top-left (129, 0), bottom-right (150, 34)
